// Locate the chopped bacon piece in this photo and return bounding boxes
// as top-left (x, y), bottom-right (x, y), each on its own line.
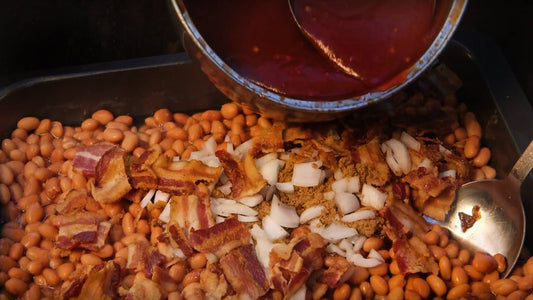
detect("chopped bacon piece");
top-left (189, 217), bottom-right (250, 258)
top-left (220, 245), bottom-right (269, 299)
top-left (402, 167), bottom-right (450, 210)
top-left (291, 226), bottom-right (327, 270)
top-left (126, 237), bottom-right (166, 279)
top-left (250, 121), bottom-right (285, 156)
top-left (91, 147), bottom-right (132, 204)
top-left (169, 193), bottom-right (215, 232)
top-left (422, 187), bottom-right (456, 221)
top-left (216, 150), bottom-right (266, 198)
top-left (283, 126), bottom-right (313, 142)
top-left (318, 256), bottom-right (355, 288)
top-left (168, 224), bottom-right (194, 257)
top-left (56, 212), bottom-right (110, 251)
top-left (73, 144), bottom-right (116, 177)
top-left (355, 138), bottom-right (390, 186)
top-left (77, 261), bottom-right (121, 300)
top-left (392, 236), bottom-right (439, 275)
top-left (122, 272), bottom-right (162, 300)
top-left (155, 160), bottom-right (222, 195)
top-left (382, 199), bottom-right (430, 239)
top-left (56, 190), bottom-right (90, 215)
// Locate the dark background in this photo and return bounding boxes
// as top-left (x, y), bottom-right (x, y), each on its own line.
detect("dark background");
top-left (0, 1), bottom-right (532, 103)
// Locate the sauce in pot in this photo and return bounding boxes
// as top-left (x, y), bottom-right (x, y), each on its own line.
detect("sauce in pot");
top-left (184, 0), bottom-right (442, 101)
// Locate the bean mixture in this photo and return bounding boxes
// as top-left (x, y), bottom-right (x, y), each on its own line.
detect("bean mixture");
top-left (0, 90), bottom-right (532, 300)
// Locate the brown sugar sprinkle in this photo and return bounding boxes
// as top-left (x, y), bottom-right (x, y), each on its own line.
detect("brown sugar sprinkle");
top-left (0, 86), bottom-right (532, 299)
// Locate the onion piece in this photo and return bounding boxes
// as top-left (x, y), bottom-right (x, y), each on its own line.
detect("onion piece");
top-left (320, 223), bottom-right (357, 243)
top-left (341, 209), bottom-right (376, 223)
top-left (418, 158), bottom-right (434, 171)
top-left (400, 131), bottom-right (421, 152)
top-left (217, 182), bottom-right (232, 196)
top-left (234, 139), bottom-right (253, 159)
top-left (347, 253), bottom-right (383, 268)
top-left (332, 178), bottom-right (347, 194)
top-left (382, 139), bottom-right (412, 175)
top-left (323, 191), bottom-right (335, 201)
top-left (368, 249), bottom-right (385, 262)
top-left (360, 184), bottom-right (388, 210)
top-left (238, 215), bottom-right (259, 223)
top-left (349, 235), bottom-right (367, 253)
top-left (346, 176), bottom-right (360, 194)
top-left (292, 161), bottom-right (324, 187)
top-left (255, 153), bottom-right (278, 169)
top-left (299, 205), bottom-right (325, 224)
top-left (158, 202), bottom-right (171, 223)
top-left (213, 202), bottom-right (258, 217)
top-left (270, 195), bottom-right (299, 228)
top-left (275, 182), bottom-right (294, 193)
top-left (439, 169), bottom-right (457, 179)
top-left (250, 224), bottom-right (277, 268)
top-left (326, 243), bottom-right (346, 256)
top-left (238, 194), bottom-right (263, 207)
top-left (338, 239), bottom-right (353, 251)
top-left (262, 215), bottom-right (288, 240)
top-left (154, 190), bottom-right (170, 205)
top-left (334, 169), bottom-right (344, 180)
top-left (439, 144), bottom-right (452, 156)
top-left (140, 189), bottom-right (155, 208)
top-left (335, 192), bottom-right (360, 214)
top-left (259, 159), bottom-right (281, 185)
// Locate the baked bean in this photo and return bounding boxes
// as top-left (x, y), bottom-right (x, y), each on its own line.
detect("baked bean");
top-left (483, 270), bottom-right (499, 285)
top-left (0, 164), bottom-right (14, 185)
top-left (72, 172), bottom-right (87, 190)
top-left (17, 117), bottom-right (40, 131)
top-left (363, 237), bottom-right (384, 252)
top-left (5, 277), bottom-right (28, 296)
top-left (81, 118), bottom-right (100, 131)
top-left (25, 144), bottom-right (40, 160)
top-left (464, 135), bottom-right (481, 159)
top-left (473, 147), bottom-right (491, 167)
top-left (439, 256), bottom-right (452, 281)
top-left (430, 245), bottom-right (446, 260)
top-left (471, 281), bottom-right (490, 296)
top-left (95, 244), bottom-right (114, 258)
top-left (481, 165), bottom-right (497, 179)
top-left (443, 133), bottom-right (456, 145)
top-left (26, 247), bottom-right (48, 262)
top-left (493, 253), bottom-right (506, 274)
top-left (458, 249), bottom-right (471, 265)
top-left (9, 243), bottom-right (24, 260)
top-left (34, 167), bottom-right (53, 182)
top-left (154, 108), bottom-right (172, 124)
top-left (24, 283), bottom-right (41, 300)
top-left (464, 264), bottom-right (484, 281)
top-left (57, 262), bottom-right (75, 280)
top-left (42, 268), bottom-right (60, 286)
top-left (464, 112), bottom-right (482, 138)
top-left (92, 110), bottom-right (114, 125)
top-left (1, 227), bottom-right (24, 242)
top-left (388, 274), bottom-right (405, 290)
top-left (369, 263), bottom-right (389, 276)
top-left (35, 119), bottom-right (52, 134)
top-left (444, 242), bottom-right (459, 258)
top-left (386, 286), bottom-right (403, 300)
top-left (8, 267), bottom-right (30, 282)
top-left (136, 219), bottom-right (150, 235)
top-left (369, 275), bottom-right (388, 295)
top-left (39, 142), bottom-right (53, 158)
top-left (523, 257), bottom-right (533, 275)
top-left (50, 121), bottom-right (64, 138)
top-left (182, 269), bottom-right (202, 286)
top-left (221, 103), bottom-right (239, 119)
top-left (0, 183), bottom-right (10, 204)
top-left (412, 277), bottom-right (430, 298)
top-left (404, 289), bottom-right (421, 300)
top-left (201, 110), bottom-right (222, 122)
top-left (167, 127), bottom-right (188, 141)
top-left (516, 274), bottom-right (533, 290)
top-left (81, 253), bottom-right (103, 265)
top-left (332, 283), bottom-right (351, 300)
top-left (453, 127), bottom-right (467, 141)
top-left (169, 262), bottom-right (186, 282)
top-left (359, 281), bottom-right (374, 299)
top-left (49, 257), bottom-right (62, 269)
top-left (106, 121), bottom-right (129, 132)
top-left (122, 212), bottom-right (135, 235)
top-left (189, 252), bottom-right (207, 269)
top-left (422, 230), bottom-right (439, 245)
top-left (472, 251), bottom-right (498, 273)
top-left (114, 115), bottom-right (133, 125)
top-left (426, 274), bottom-right (447, 296)
top-left (102, 127), bottom-right (124, 143)
top-left (188, 123), bottom-right (203, 142)
top-left (447, 283), bottom-right (470, 299)
top-left (21, 232), bottom-right (42, 249)
top-left (25, 202), bottom-right (44, 224)
top-left (451, 266), bottom-right (468, 286)
top-left (0, 255), bottom-right (17, 272)
top-left (507, 290), bottom-right (530, 300)
top-left (490, 278), bottom-right (518, 296)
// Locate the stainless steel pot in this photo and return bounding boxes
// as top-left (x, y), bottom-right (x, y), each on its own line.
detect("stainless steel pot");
top-left (169, 0), bottom-right (468, 122)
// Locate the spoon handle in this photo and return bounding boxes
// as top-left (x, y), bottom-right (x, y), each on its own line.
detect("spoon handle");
top-left (509, 140), bottom-right (533, 183)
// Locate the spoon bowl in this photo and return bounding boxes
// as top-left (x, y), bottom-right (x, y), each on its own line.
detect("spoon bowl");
top-left (426, 141), bottom-right (533, 277)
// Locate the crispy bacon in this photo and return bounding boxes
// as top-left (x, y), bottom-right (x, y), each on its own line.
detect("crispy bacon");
top-left (73, 144), bottom-right (116, 177)
top-left (56, 212), bottom-right (110, 251)
top-left (56, 190), bottom-right (89, 215)
top-left (168, 224), bottom-right (194, 257)
top-left (122, 272), bottom-right (162, 300)
top-left (189, 217), bottom-right (250, 258)
top-left (250, 121), bottom-right (285, 156)
top-left (169, 193), bottom-right (215, 232)
top-left (382, 199), bottom-right (430, 239)
top-left (215, 150), bottom-right (267, 198)
top-left (422, 187), bottom-right (456, 221)
top-left (77, 261), bottom-right (121, 300)
top-left (402, 167), bottom-right (450, 210)
top-left (393, 237), bottom-right (439, 275)
top-left (126, 237), bottom-right (166, 279)
top-left (219, 245), bottom-right (269, 299)
top-left (91, 147), bottom-right (132, 204)
top-left (355, 138), bottom-right (390, 186)
top-left (319, 263), bottom-right (356, 288)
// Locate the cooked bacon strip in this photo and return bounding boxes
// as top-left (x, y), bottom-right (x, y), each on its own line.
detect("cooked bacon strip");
top-left (220, 245), bottom-right (269, 299)
top-left (73, 144), bottom-right (116, 177)
top-left (168, 224), bottom-right (194, 257)
top-left (91, 147), bottom-right (132, 204)
top-left (189, 217), bottom-right (250, 258)
top-left (319, 263), bottom-right (356, 288)
top-left (215, 150), bottom-right (266, 198)
top-left (291, 226), bottom-right (327, 270)
top-left (402, 167), bottom-right (450, 210)
top-left (169, 193), bottom-right (215, 232)
top-left (56, 212), bottom-right (109, 250)
top-left (126, 238), bottom-right (150, 273)
top-left (392, 236), bottom-right (439, 275)
top-left (77, 261), bottom-right (121, 300)
top-left (250, 121), bottom-right (285, 156)
top-left (382, 199), bottom-right (430, 239)
top-left (355, 138), bottom-right (391, 186)
top-left (155, 160), bottom-right (222, 195)
top-left (56, 190), bottom-right (89, 215)
top-left (422, 187), bottom-right (456, 221)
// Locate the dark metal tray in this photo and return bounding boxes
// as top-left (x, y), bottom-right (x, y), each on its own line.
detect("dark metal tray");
top-left (1, 31), bottom-right (532, 251)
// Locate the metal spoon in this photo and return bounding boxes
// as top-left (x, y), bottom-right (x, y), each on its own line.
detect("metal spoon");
top-left (426, 140), bottom-right (533, 277)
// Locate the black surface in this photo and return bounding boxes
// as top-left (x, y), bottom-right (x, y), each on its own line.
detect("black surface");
top-left (0, 0), bottom-right (531, 105)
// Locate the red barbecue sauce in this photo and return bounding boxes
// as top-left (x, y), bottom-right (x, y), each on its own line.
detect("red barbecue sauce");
top-left (184, 0), bottom-right (439, 101)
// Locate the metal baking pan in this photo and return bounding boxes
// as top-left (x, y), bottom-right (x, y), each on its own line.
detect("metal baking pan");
top-left (1, 31), bottom-right (532, 252)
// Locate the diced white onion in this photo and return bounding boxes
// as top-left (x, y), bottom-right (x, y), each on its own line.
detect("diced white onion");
top-left (332, 178), bottom-right (347, 194)
top-left (439, 169), bottom-right (456, 179)
top-left (217, 182), bottom-right (232, 196)
top-left (346, 176), bottom-right (361, 194)
top-left (360, 184), bottom-right (387, 210)
top-left (215, 216), bottom-right (225, 223)
top-left (158, 202), bottom-right (171, 223)
top-left (400, 131), bottom-right (421, 152)
top-left (292, 161), bottom-right (324, 187)
top-left (250, 224), bottom-right (276, 268)
top-left (140, 189), bottom-right (155, 208)
top-left (382, 139), bottom-right (412, 175)
top-left (335, 192), bottom-right (360, 214)
top-left (334, 169), bottom-right (344, 180)
top-left (234, 139), bottom-right (253, 159)
top-left (299, 205), bottom-right (325, 224)
top-left (262, 215), bottom-right (288, 240)
top-left (349, 235), bottom-right (367, 253)
top-left (320, 223), bottom-right (357, 243)
top-left (276, 182), bottom-right (294, 193)
top-left (341, 210), bottom-right (376, 223)
top-left (154, 190), bottom-right (170, 205)
top-left (213, 202), bottom-right (258, 217)
top-left (203, 137), bottom-right (217, 155)
top-left (326, 243), bottom-right (346, 256)
top-left (347, 253), bottom-right (383, 268)
top-left (338, 239), bottom-right (353, 251)
top-left (270, 195), bottom-right (299, 228)
top-left (238, 194), bottom-right (263, 207)
top-left (418, 158), bottom-right (434, 170)
top-left (323, 191), bottom-right (335, 201)
top-left (238, 215), bottom-right (259, 223)
top-left (368, 249), bottom-right (385, 262)
top-left (439, 144), bottom-right (452, 156)
top-left (259, 159), bottom-right (281, 185)
top-left (255, 153), bottom-right (278, 169)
